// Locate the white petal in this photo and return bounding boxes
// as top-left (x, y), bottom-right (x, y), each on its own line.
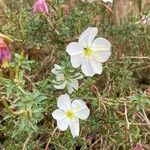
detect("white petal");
top-left (93, 50), bottom-right (111, 63)
top-left (92, 37), bottom-right (111, 51)
top-left (51, 64), bottom-right (62, 75)
top-left (72, 100), bottom-right (90, 120)
top-left (54, 80), bottom-right (67, 89)
top-left (79, 27), bottom-right (98, 47)
top-left (52, 109), bottom-right (66, 120)
top-left (90, 58), bottom-right (103, 74)
top-left (81, 58), bottom-right (95, 77)
top-left (57, 118), bottom-right (69, 131)
top-left (87, 0), bottom-right (95, 2)
top-left (103, 0), bottom-right (113, 3)
top-left (71, 54), bottom-right (83, 68)
top-left (69, 117), bottom-right (79, 138)
top-left (67, 79), bottom-right (78, 93)
top-left (55, 73), bottom-right (65, 81)
top-left (57, 94), bottom-right (71, 111)
top-left (74, 73), bottom-right (83, 80)
top-left (66, 42), bottom-right (83, 56)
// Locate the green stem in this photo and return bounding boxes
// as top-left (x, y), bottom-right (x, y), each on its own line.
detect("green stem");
top-left (18, 86), bottom-right (28, 95)
top-left (15, 65), bottom-right (19, 80)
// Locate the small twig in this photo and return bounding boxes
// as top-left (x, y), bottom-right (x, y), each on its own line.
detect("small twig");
top-left (99, 2), bottom-right (114, 15)
top-left (43, 14), bottom-right (60, 36)
top-left (142, 109), bottom-right (150, 128)
top-left (89, 138), bottom-right (101, 149)
top-left (22, 134), bottom-right (32, 150)
top-left (121, 56), bottom-right (150, 60)
top-left (0, 33), bottom-right (13, 42)
top-left (50, 141), bottom-right (68, 150)
top-left (24, 75), bottom-right (36, 89)
top-left (129, 123), bottom-right (150, 126)
top-left (124, 103), bottom-right (130, 129)
top-left (100, 136), bottom-right (103, 150)
top-left (45, 127), bottom-right (58, 150)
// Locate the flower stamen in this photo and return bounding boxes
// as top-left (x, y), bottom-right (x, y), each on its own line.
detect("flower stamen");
top-left (83, 47), bottom-right (93, 57)
top-left (66, 111), bottom-right (74, 119)
top-left (1, 60), bottom-right (9, 68)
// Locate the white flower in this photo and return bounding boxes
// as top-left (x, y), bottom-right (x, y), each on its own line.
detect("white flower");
top-left (102, 0), bottom-right (113, 3)
top-left (81, 0), bottom-right (97, 3)
top-left (51, 64), bottom-right (83, 93)
top-left (141, 15), bottom-right (150, 25)
top-left (52, 94), bottom-right (90, 138)
top-left (66, 27), bottom-right (111, 77)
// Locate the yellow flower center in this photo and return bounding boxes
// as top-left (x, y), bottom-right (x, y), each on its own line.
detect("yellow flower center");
top-left (83, 47), bottom-right (93, 57)
top-left (1, 60), bottom-right (9, 68)
top-left (66, 111), bottom-right (74, 119)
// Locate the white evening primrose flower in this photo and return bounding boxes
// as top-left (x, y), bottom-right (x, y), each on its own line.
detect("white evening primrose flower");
top-left (102, 0), bottom-right (113, 3)
top-left (52, 94), bottom-right (90, 138)
top-left (66, 27), bottom-right (111, 77)
top-left (141, 15), bottom-right (150, 25)
top-left (51, 64), bottom-right (83, 93)
top-left (81, 0), bottom-right (97, 3)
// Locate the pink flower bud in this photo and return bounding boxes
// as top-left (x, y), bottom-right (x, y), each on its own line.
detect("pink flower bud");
top-left (33, 0), bottom-right (48, 14)
top-left (133, 144), bottom-right (144, 150)
top-left (0, 38), bottom-right (11, 68)
top-left (146, 88), bottom-right (150, 96)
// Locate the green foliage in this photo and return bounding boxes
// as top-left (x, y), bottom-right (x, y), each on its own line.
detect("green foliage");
top-left (0, 0), bottom-right (150, 150)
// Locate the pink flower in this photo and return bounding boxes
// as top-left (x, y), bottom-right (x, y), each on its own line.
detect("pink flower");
top-left (133, 144), bottom-right (144, 150)
top-left (33, 0), bottom-right (48, 14)
top-left (146, 87), bottom-right (150, 96)
top-left (141, 15), bottom-right (150, 25)
top-left (0, 38), bottom-right (11, 68)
